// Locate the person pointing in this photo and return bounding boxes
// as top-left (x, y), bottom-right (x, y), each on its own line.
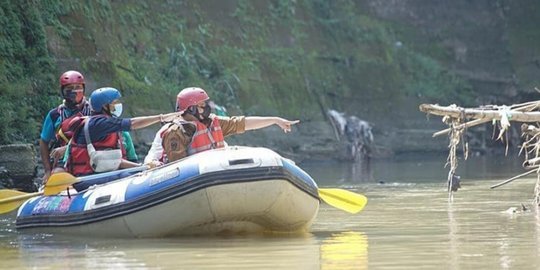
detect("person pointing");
top-left (145, 87), bottom-right (299, 164)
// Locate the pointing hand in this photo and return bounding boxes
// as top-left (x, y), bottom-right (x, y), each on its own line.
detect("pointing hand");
top-left (276, 118), bottom-right (300, 133)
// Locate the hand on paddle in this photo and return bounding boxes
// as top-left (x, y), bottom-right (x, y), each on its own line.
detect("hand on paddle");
top-left (43, 146), bottom-right (68, 184)
top-left (42, 171), bottom-right (51, 185)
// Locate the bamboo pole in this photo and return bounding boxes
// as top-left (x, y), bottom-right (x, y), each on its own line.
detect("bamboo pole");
top-left (419, 104), bottom-right (540, 122)
top-left (420, 101), bottom-right (540, 199)
top-left (432, 103), bottom-right (540, 137)
top-left (523, 157), bottom-right (540, 168)
top-left (490, 169), bottom-right (537, 189)
top-left (432, 118), bottom-right (490, 137)
top-left (509, 100), bottom-right (540, 110)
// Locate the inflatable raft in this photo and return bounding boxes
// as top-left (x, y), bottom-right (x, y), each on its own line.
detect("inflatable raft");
top-left (16, 146), bottom-right (320, 237)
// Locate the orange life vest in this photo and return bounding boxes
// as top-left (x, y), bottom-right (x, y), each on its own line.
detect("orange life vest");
top-left (159, 117), bottom-right (225, 162)
top-left (66, 116), bottom-right (126, 176)
top-left (187, 117), bottom-right (225, 155)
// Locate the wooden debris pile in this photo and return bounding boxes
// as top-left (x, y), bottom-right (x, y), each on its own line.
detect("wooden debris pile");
top-left (419, 101), bottom-right (540, 205)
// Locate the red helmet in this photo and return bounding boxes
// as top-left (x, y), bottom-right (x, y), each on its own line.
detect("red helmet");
top-left (176, 87), bottom-right (209, 112)
top-left (59, 70), bottom-right (85, 88)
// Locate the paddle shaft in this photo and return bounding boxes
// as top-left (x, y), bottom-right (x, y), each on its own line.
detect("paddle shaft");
top-left (1, 192), bottom-right (42, 204)
top-left (76, 165), bottom-right (149, 182)
top-left (0, 165), bottom-right (150, 213)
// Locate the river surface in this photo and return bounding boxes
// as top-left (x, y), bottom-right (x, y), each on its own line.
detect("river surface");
top-left (1, 154), bottom-right (539, 269)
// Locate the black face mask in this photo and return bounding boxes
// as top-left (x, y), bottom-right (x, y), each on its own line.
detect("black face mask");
top-left (185, 103), bottom-right (212, 124)
top-left (62, 88), bottom-right (84, 109)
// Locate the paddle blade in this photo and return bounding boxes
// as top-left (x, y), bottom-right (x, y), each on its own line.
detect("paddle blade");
top-left (0, 189), bottom-right (42, 214)
top-left (318, 188), bottom-right (367, 214)
top-left (44, 172), bottom-right (78, 195)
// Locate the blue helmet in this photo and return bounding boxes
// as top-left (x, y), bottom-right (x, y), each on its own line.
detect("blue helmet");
top-left (90, 87), bottom-right (121, 113)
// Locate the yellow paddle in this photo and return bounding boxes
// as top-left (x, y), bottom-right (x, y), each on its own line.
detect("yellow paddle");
top-left (318, 188), bottom-right (367, 214)
top-left (43, 172), bottom-right (78, 195)
top-left (0, 189), bottom-right (42, 214)
top-left (43, 165), bottom-right (149, 195)
top-left (0, 166), bottom-right (150, 214)
top-left (0, 173), bottom-right (78, 214)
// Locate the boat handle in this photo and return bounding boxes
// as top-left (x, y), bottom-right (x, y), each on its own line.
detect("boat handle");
top-left (228, 158), bottom-right (254, 166)
top-left (95, 195), bottom-right (111, 205)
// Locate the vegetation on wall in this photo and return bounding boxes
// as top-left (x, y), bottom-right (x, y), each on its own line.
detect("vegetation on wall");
top-left (0, 0), bottom-right (499, 146)
top-left (0, 0), bottom-right (59, 143)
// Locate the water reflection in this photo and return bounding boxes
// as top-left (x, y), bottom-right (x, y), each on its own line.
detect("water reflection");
top-left (5, 230), bottom-right (372, 270)
top-left (12, 234), bottom-right (326, 269)
top-left (537, 210), bottom-right (540, 268)
top-left (320, 231), bottom-right (368, 270)
top-left (447, 203), bottom-right (459, 270)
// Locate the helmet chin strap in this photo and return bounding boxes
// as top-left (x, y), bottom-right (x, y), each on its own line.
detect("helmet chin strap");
top-left (102, 105), bottom-right (113, 116)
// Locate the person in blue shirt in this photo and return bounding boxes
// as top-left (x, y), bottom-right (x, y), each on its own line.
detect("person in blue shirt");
top-left (64, 87), bottom-right (180, 176)
top-left (39, 71), bottom-right (92, 183)
top-left (40, 71), bottom-right (140, 183)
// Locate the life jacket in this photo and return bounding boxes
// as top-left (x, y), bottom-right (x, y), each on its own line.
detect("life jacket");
top-left (56, 113), bottom-right (84, 146)
top-left (188, 117), bottom-right (225, 155)
top-left (161, 117), bottom-right (224, 162)
top-left (66, 115), bottom-right (126, 176)
top-left (50, 101), bottom-right (91, 148)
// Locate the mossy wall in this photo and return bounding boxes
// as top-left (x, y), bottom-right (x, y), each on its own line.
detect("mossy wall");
top-left (1, 0), bottom-right (539, 155)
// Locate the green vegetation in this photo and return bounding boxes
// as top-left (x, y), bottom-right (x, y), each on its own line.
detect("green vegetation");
top-left (0, 1), bottom-right (59, 143)
top-left (0, 0), bottom-right (515, 145)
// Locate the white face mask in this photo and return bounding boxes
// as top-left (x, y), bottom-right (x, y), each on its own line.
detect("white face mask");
top-left (112, 103), bottom-right (123, 117)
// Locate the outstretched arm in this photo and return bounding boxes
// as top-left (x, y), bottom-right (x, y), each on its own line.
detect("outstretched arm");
top-left (244, 117), bottom-right (300, 133)
top-left (130, 112), bottom-right (181, 130)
